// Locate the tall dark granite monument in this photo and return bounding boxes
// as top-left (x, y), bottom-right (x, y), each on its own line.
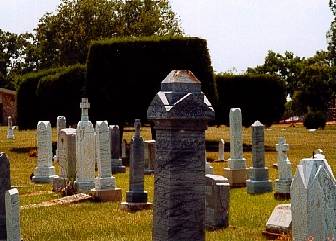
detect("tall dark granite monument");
top-left (147, 70), bottom-right (215, 241)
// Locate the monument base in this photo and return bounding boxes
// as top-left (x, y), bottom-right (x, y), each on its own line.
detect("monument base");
top-left (246, 179), bottom-right (273, 194)
top-left (120, 202), bottom-right (152, 212)
top-left (32, 174), bottom-right (58, 184)
top-left (75, 180), bottom-right (95, 193)
top-left (111, 165), bottom-right (126, 174)
top-left (91, 188), bottom-right (122, 202)
top-left (274, 179), bottom-right (291, 194)
top-left (213, 159), bottom-right (226, 163)
top-left (223, 168), bottom-right (247, 187)
top-left (126, 191), bottom-right (148, 203)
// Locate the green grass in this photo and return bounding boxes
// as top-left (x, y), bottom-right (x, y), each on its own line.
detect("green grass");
top-left (2, 124), bottom-right (336, 240)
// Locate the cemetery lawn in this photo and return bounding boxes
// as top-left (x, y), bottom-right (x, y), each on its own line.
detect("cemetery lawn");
top-left (1, 123), bottom-right (335, 241)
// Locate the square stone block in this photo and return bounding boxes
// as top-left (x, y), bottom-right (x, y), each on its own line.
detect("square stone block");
top-left (223, 168), bottom-right (247, 187)
top-left (92, 188), bottom-right (122, 202)
top-left (246, 179), bottom-right (273, 194)
top-left (248, 167), bottom-right (269, 181)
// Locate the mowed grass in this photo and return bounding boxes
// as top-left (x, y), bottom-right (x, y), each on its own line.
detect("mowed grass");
top-left (0, 124), bottom-right (335, 241)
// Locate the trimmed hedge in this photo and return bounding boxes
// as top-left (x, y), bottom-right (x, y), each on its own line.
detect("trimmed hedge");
top-left (303, 111), bottom-right (327, 129)
top-left (86, 36), bottom-right (215, 125)
top-left (215, 74), bottom-right (286, 127)
top-left (17, 65), bottom-right (86, 129)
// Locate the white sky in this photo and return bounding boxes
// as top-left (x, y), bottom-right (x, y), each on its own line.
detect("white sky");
top-left (0, 0), bottom-right (333, 73)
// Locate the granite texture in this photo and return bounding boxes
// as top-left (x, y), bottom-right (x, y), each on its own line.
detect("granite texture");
top-left (33, 121), bottom-right (57, 183)
top-left (265, 204), bottom-right (291, 234)
top-left (246, 121), bottom-right (272, 194)
top-left (147, 70), bottom-right (215, 241)
top-left (291, 155), bottom-right (336, 241)
top-left (5, 188), bottom-right (20, 241)
top-left (0, 153), bottom-right (10, 240)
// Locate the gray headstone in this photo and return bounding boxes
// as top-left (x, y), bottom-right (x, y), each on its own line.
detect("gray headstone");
top-left (55, 116), bottom-right (66, 161)
top-left (246, 121), bottom-right (272, 194)
top-left (95, 121), bottom-right (116, 190)
top-left (205, 174), bottom-right (230, 229)
top-left (110, 125), bottom-right (126, 173)
top-left (5, 188), bottom-right (20, 241)
top-left (265, 204), bottom-right (291, 235)
top-left (218, 139), bottom-right (225, 161)
top-left (75, 98), bottom-right (95, 192)
top-left (0, 153), bottom-right (11, 240)
top-left (6, 116), bottom-right (14, 140)
top-left (32, 121), bottom-right (57, 183)
top-left (147, 70), bottom-right (215, 241)
top-left (126, 119), bottom-right (147, 203)
top-left (58, 128), bottom-right (77, 179)
top-left (291, 154), bottom-right (336, 241)
top-left (144, 140), bottom-right (156, 174)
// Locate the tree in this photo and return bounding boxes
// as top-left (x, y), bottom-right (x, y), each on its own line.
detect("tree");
top-left (0, 29), bottom-right (38, 89)
top-left (35, 0), bottom-right (183, 68)
top-left (328, 0), bottom-right (336, 65)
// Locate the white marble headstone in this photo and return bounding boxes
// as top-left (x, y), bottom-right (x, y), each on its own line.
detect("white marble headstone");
top-left (5, 188), bottom-right (20, 241)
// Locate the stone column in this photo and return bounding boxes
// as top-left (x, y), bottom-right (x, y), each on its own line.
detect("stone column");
top-left (54, 116), bottom-right (66, 161)
top-left (223, 108), bottom-right (247, 187)
top-left (110, 125), bottom-right (126, 173)
top-left (5, 188), bottom-right (21, 241)
top-left (274, 137), bottom-right (292, 199)
top-left (205, 174), bottom-right (230, 230)
top-left (121, 119), bottom-right (151, 211)
top-left (148, 70), bottom-right (215, 241)
top-left (0, 153), bottom-right (10, 241)
top-left (32, 121), bottom-right (57, 183)
top-left (215, 139), bottom-right (225, 162)
top-left (6, 116), bottom-right (14, 140)
top-left (93, 121), bottom-right (122, 202)
top-left (246, 121), bottom-right (272, 194)
top-left (75, 98), bottom-right (95, 192)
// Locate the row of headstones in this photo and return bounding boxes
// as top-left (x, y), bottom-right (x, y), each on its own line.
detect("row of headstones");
top-left (0, 153), bottom-right (21, 241)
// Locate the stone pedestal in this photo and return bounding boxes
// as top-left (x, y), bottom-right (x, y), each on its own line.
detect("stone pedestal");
top-left (32, 121), bottom-right (58, 183)
top-left (75, 98), bottom-right (95, 192)
top-left (148, 70), bottom-right (215, 241)
top-left (110, 125), bottom-right (126, 173)
top-left (246, 121), bottom-right (272, 194)
top-left (224, 108), bottom-right (247, 187)
top-left (92, 121), bottom-right (122, 202)
top-left (205, 174), bottom-right (230, 230)
top-left (120, 120), bottom-right (151, 211)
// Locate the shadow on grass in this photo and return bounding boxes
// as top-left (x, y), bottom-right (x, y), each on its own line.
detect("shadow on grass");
top-left (10, 146), bottom-right (36, 153)
top-left (205, 140), bottom-right (275, 152)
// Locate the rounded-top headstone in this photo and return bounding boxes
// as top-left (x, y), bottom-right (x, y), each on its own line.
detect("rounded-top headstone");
top-left (252, 120), bottom-right (263, 127)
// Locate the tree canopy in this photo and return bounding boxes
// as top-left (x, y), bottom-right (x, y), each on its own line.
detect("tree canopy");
top-left (35, 0), bottom-right (183, 68)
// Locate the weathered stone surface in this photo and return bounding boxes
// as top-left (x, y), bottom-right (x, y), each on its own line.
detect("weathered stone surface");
top-left (225, 108), bottom-right (247, 186)
top-left (265, 204), bottom-right (291, 235)
top-left (217, 139), bottom-right (225, 161)
top-left (246, 121), bottom-right (272, 194)
top-left (126, 120), bottom-right (147, 203)
top-left (147, 70), bottom-right (215, 241)
top-left (274, 137), bottom-right (292, 198)
top-left (32, 121), bottom-right (57, 183)
top-left (0, 153), bottom-right (11, 240)
top-left (6, 116), bottom-right (14, 140)
top-left (55, 116), bottom-right (66, 161)
top-left (110, 125), bottom-right (126, 173)
top-left (5, 188), bottom-right (20, 241)
top-left (291, 154), bottom-right (336, 241)
top-left (93, 121), bottom-right (121, 201)
top-left (144, 140), bottom-right (156, 174)
top-left (205, 158), bottom-right (214, 175)
top-left (205, 174), bottom-right (230, 229)
top-left (75, 98), bottom-right (95, 192)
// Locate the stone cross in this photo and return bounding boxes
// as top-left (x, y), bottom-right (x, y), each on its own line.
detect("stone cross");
top-left (223, 108), bottom-right (247, 187)
top-left (80, 98), bottom-right (90, 121)
top-left (75, 99), bottom-right (95, 192)
top-left (6, 116), bottom-right (14, 140)
top-left (246, 121), bottom-right (272, 194)
top-left (32, 121), bottom-right (57, 183)
top-left (291, 155), bottom-right (336, 241)
top-left (5, 188), bottom-right (21, 241)
top-left (274, 137), bottom-right (292, 199)
top-left (218, 139), bottom-right (225, 161)
top-left (0, 153), bottom-right (11, 241)
top-left (147, 70), bottom-right (215, 241)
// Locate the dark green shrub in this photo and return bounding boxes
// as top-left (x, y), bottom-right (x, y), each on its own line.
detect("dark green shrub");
top-left (86, 36), bottom-right (214, 125)
top-left (16, 65), bottom-right (86, 129)
top-left (215, 74), bottom-right (286, 127)
top-left (303, 111), bottom-right (327, 129)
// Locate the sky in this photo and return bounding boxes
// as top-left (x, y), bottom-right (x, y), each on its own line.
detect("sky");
top-left (0, 0), bottom-right (333, 73)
